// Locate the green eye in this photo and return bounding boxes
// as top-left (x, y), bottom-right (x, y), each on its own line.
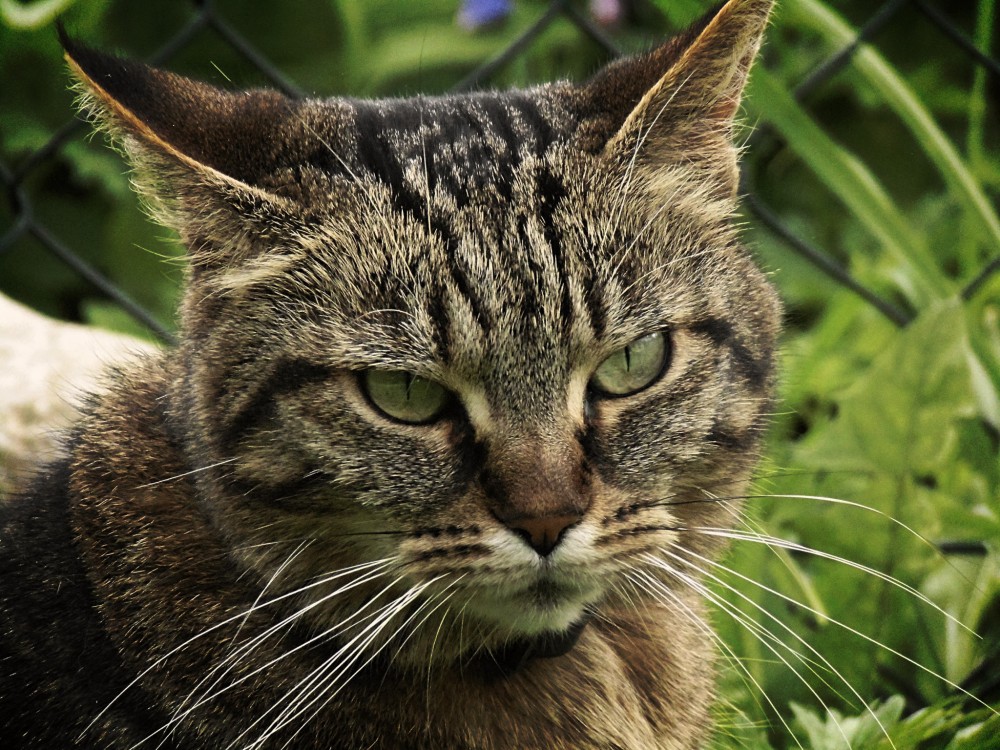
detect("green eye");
top-left (590, 332), bottom-right (669, 396)
top-left (362, 370), bottom-right (450, 424)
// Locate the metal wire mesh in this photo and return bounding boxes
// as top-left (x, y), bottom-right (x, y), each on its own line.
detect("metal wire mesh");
top-left (1, 0), bottom-right (997, 342)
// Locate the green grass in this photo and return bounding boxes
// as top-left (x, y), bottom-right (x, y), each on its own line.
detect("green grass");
top-left (2, 1), bottom-right (998, 747)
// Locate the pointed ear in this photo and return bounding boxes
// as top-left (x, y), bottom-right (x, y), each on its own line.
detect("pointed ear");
top-left (59, 29), bottom-right (343, 275)
top-left (580, 0), bottom-right (772, 198)
top-left (60, 27), bottom-right (303, 190)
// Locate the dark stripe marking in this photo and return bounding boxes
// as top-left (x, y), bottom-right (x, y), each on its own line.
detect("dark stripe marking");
top-left (353, 106), bottom-right (407, 196)
top-left (232, 470), bottom-right (350, 509)
top-left (705, 420), bottom-right (757, 452)
top-left (688, 317), bottom-right (770, 389)
top-left (220, 358), bottom-right (333, 453)
top-left (729, 340), bottom-right (771, 390)
top-left (687, 317), bottom-right (732, 345)
top-left (412, 544), bottom-right (490, 562)
top-left (581, 265), bottom-right (607, 340)
top-left (536, 165), bottom-right (575, 335)
top-left (424, 271), bottom-right (453, 362)
top-left (440, 217), bottom-right (492, 334)
top-left (508, 95), bottom-right (555, 152)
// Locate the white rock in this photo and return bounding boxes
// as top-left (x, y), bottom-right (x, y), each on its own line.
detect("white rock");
top-left (0, 294), bottom-right (156, 498)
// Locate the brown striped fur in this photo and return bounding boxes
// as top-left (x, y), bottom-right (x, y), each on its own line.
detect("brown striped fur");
top-left (0, 1), bottom-right (780, 747)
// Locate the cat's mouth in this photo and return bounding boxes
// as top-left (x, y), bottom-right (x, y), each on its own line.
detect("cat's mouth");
top-left (524, 577), bottom-right (580, 608)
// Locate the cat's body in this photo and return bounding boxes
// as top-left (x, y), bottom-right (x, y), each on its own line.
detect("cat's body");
top-left (0, 1), bottom-right (780, 747)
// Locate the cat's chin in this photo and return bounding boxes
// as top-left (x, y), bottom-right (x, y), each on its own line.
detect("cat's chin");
top-left (465, 576), bottom-right (602, 638)
top-left (369, 580), bottom-right (598, 674)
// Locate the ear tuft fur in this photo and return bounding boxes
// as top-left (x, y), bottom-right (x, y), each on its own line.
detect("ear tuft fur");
top-left (578, 0), bottom-right (773, 198)
top-left (59, 30), bottom-right (332, 280)
top-left (60, 30), bottom-right (301, 187)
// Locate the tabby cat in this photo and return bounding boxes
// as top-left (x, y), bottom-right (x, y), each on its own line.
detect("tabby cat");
top-left (0, 0), bottom-right (781, 747)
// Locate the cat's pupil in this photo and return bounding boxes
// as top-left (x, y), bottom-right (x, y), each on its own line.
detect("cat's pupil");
top-left (590, 331), bottom-right (669, 397)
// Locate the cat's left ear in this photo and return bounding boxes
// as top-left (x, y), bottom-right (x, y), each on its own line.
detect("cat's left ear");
top-left (58, 28), bottom-right (336, 275)
top-left (59, 29), bottom-right (304, 191)
top-left (584, 0), bottom-right (772, 198)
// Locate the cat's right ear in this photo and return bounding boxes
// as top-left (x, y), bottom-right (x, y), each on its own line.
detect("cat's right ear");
top-left (60, 28), bottom-right (324, 273)
top-left (577, 0), bottom-right (773, 200)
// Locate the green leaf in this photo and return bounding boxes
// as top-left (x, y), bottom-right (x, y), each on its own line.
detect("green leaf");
top-left (966, 0), bottom-right (995, 170)
top-left (746, 69), bottom-right (948, 307)
top-left (877, 702), bottom-right (994, 749)
top-left (791, 696), bottom-right (905, 749)
top-left (784, 0), bottom-right (1000, 257)
top-left (947, 712), bottom-right (1000, 749)
top-left (795, 300), bottom-right (981, 477)
top-left (648, 0), bottom-right (704, 26)
top-left (759, 299), bottom-right (997, 718)
top-left (0, 0), bottom-right (76, 29)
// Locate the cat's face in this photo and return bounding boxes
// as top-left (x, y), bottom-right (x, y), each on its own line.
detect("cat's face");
top-left (66, 0), bottom-right (779, 662)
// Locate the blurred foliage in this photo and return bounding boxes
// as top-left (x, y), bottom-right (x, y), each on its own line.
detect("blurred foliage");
top-left (1, 0), bottom-right (999, 747)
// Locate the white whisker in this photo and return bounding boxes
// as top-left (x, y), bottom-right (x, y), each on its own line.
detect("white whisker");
top-left (688, 525), bottom-right (974, 635)
top-left (225, 574), bottom-right (422, 748)
top-left (171, 569), bottom-right (406, 750)
top-left (132, 457), bottom-right (239, 489)
top-left (728, 491), bottom-right (965, 565)
top-left (114, 558), bottom-right (394, 749)
top-left (424, 595), bottom-right (457, 722)
top-left (282, 580), bottom-right (460, 750)
top-left (161, 560), bottom-right (394, 732)
top-left (650, 547), bottom-right (892, 749)
top-left (155, 540), bottom-right (316, 748)
top-left (625, 569), bottom-right (805, 749)
top-left (245, 576), bottom-right (447, 750)
top-left (232, 540), bottom-right (313, 645)
top-left (685, 535), bottom-right (1000, 715)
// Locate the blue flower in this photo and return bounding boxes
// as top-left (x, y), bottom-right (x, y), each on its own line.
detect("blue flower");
top-left (457, 0), bottom-right (513, 31)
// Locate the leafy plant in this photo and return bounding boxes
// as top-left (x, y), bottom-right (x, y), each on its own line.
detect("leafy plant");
top-left (697, 1), bottom-right (999, 746)
top-left (1, 0), bottom-right (998, 747)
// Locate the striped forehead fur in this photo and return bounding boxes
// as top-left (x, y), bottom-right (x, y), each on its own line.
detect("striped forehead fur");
top-left (207, 114), bottom-right (743, 356)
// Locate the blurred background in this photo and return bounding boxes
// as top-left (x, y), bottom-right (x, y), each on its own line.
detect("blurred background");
top-left (1, 0), bottom-right (998, 747)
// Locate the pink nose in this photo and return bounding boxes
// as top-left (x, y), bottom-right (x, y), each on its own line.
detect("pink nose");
top-left (505, 514), bottom-right (580, 556)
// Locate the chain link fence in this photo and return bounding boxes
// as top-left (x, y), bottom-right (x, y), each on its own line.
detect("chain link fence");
top-left (1, 0), bottom-right (998, 732)
top-left (1, 0), bottom-right (996, 340)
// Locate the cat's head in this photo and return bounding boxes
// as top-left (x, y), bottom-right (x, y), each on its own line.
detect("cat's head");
top-left (65, 0), bottom-right (779, 664)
